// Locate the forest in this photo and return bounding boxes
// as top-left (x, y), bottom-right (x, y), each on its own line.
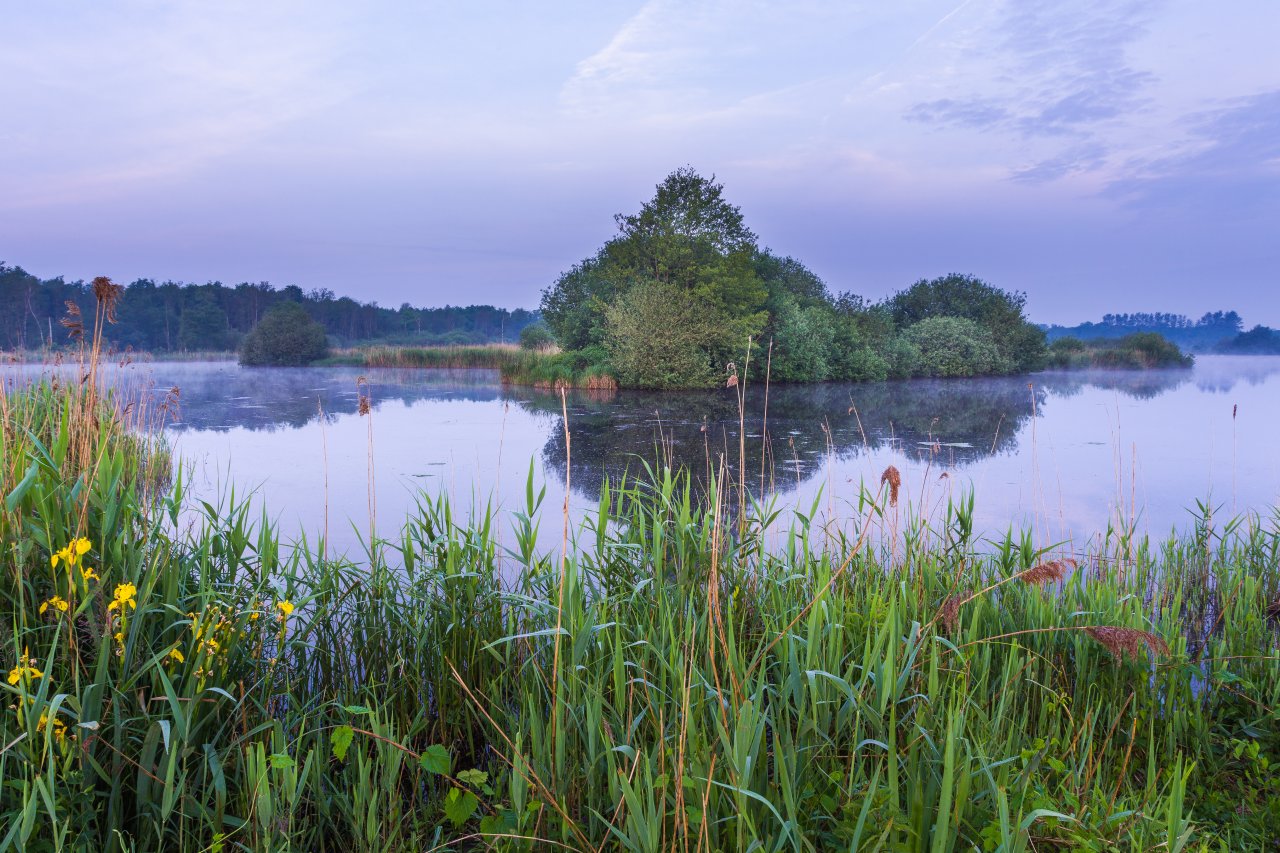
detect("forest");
top-left (0, 263), bottom-right (537, 352)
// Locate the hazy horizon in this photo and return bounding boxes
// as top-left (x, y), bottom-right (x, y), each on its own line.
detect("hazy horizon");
top-left (3, 2), bottom-right (1277, 326)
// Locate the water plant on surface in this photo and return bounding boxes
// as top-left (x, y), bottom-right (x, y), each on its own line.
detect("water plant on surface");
top-left (3, 352), bottom-right (1280, 851)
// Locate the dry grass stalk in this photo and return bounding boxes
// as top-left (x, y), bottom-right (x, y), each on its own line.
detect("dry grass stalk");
top-left (880, 465), bottom-right (901, 507)
top-left (1018, 559), bottom-right (1076, 586)
top-left (1085, 626), bottom-right (1170, 661)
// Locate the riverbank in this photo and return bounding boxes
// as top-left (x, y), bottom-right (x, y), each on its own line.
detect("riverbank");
top-left (3, 357), bottom-right (1279, 849)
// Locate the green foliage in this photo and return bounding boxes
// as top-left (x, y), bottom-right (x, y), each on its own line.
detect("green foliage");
top-left (1216, 325), bottom-right (1280, 354)
top-left (541, 169), bottom-right (777, 387)
top-left (355, 344), bottom-right (616, 389)
top-left (239, 301), bottom-right (330, 366)
top-left (540, 172), bottom-right (1051, 388)
top-left (905, 316), bottom-right (1006, 377)
top-left (517, 321), bottom-right (554, 351)
top-left (540, 254), bottom-right (612, 351)
top-left (768, 294), bottom-right (833, 382)
top-left (1046, 332), bottom-right (1195, 369)
top-left (604, 281), bottom-right (718, 388)
top-left (890, 273), bottom-right (1047, 372)
top-left (176, 292), bottom-right (233, 351)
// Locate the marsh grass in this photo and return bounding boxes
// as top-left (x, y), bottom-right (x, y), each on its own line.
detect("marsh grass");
top-left (328, 345), bottom-right (618, 391)
top-left (2, 335), bottom-right (1280, 850)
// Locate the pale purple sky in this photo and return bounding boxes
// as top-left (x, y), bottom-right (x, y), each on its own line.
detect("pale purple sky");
top-left (2, 1), bottom-right (1277, 325)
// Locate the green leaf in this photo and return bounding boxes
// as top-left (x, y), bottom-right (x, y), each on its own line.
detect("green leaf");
top-left (457, 768), bottom-right (488, 788)
top-left (343, 704), bottom-right (372, 715)
top-left (268, 753), bottom-right (294, 770)
top-left (419, 744), bottom-right (451, 776)
top-left (443, 787), bottom-right (479, 827)
top-left (331, 725), bottom-right (355, 761)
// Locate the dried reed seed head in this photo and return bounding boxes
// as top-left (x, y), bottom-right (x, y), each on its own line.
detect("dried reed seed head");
top-left (91, 276), bottom-right (125, 323)
top-left (355, 375), bottom-right (372, 415)
top-left (1018, 560), bottom-right (1069, 586)
top-left (60, 301), bottom-right (84, 340)
top-left (880, 465), bottom-right (901, 507)
top-left (726, 374), bottom-right (738, 388)
top-left (938, 594), bottom-right (962, 633)
top-left (1085, 626), bottom-right (1170, 661)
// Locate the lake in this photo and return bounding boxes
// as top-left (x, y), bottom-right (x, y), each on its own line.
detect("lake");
top-left (6, 356), bottom-right (1279, 555)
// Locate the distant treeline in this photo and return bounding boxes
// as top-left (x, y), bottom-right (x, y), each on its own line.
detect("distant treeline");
top-left (1043, 311), bottom-right (1270, 353)
top-left (1215, 325), bottom-right (1280, 355)
top-left (0, 263), bottom-right (538, 352)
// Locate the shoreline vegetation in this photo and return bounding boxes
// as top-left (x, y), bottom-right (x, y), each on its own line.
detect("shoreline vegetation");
top-left (3, 305), bottom-right (1279, 848)
top-left (1046, 332), bottom-right (1196, 370)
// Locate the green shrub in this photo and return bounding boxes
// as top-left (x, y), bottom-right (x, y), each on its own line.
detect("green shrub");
top-left (240, 302), bottom-right (329, 366)
top-left (604, 281), bottom-right (719, 388)
top-left (904, 316), bottom-right (1005, 377)
top-left (518, 322), bottom-right (555, 351)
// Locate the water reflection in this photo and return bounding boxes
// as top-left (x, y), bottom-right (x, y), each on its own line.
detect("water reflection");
top-left (131, 363), bottom-right (1207, 489)
top-left (4, 356), bottom-right (1278, 552)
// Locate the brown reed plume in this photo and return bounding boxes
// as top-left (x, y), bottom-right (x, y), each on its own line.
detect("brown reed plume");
top-left (60, 301), bottom-right (84, 341)
top-left (880, 465), bottom-right (901, 507)
top-left (938, 594), bottom-right (962, 633)
top-left (356, 376), bottom-right (372, 416)
top-left (91, 276), bottom-right (125, 323)
top-left (1085, 626), bottom-right (1170, 661)
top-left (1266, 596), bottom-right (1280, 623)
top-left (1017, 559), bottom-right (1076, 586)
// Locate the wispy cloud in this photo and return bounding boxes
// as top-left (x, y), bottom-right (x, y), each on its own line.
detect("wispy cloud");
top-left (1105, 89), bottom-right (1280, 214)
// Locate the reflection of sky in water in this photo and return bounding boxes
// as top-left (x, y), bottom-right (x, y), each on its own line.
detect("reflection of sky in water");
top-left (4, 357), bottom-right (1279, 557)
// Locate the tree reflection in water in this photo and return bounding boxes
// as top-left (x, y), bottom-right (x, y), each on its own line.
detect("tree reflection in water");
top-left (526, 368), bottom-right (1204, 500)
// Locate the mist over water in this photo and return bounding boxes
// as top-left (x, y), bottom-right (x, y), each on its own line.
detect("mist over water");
top-left (6, 357), bottom-right (1279, 556)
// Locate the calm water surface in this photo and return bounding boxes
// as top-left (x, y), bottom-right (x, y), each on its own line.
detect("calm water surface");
top-left (7, 357), bottom-right (1279, 555)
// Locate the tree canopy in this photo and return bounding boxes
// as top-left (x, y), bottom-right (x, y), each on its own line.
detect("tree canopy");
top-left (541, 169), bottom-right (1049, 387)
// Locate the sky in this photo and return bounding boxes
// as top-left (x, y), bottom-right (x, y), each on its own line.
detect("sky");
top-left (1, 1), bottom-right (1277, 325)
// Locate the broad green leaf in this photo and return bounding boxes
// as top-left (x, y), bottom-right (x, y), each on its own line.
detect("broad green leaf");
top-left (420, 744), bottom-right (451, 776)
top-left (443, 787), bottom-right (479, 827)
top-left (331, 725), bottom-right (355, 761)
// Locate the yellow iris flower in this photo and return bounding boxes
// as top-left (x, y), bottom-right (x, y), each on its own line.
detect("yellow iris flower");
top-left (276, 600), bottom-right (295, 620)
top-left (39, 596), bottom-right (70, 615)
top-left (38, 713), bottom-right (69, 746)
top-left (50, 537), bottom-right (92, 569)
top-left (7, 649), bottom-right (44, 685)
top-left (107, 583), bottom-right (137, 612)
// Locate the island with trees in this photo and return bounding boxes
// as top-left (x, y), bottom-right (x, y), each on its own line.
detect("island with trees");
top-left (539, 168), bottom-right (1050, 388)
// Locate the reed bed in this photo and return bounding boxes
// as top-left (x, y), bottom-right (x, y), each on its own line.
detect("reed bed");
top-left (335, 344), bottom-right (618, 390)
top-left (3, 342), bottom-right (1280, 851)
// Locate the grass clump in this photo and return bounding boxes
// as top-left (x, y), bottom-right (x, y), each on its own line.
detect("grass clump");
top-left (341, 343), bottom-right (617, 389)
